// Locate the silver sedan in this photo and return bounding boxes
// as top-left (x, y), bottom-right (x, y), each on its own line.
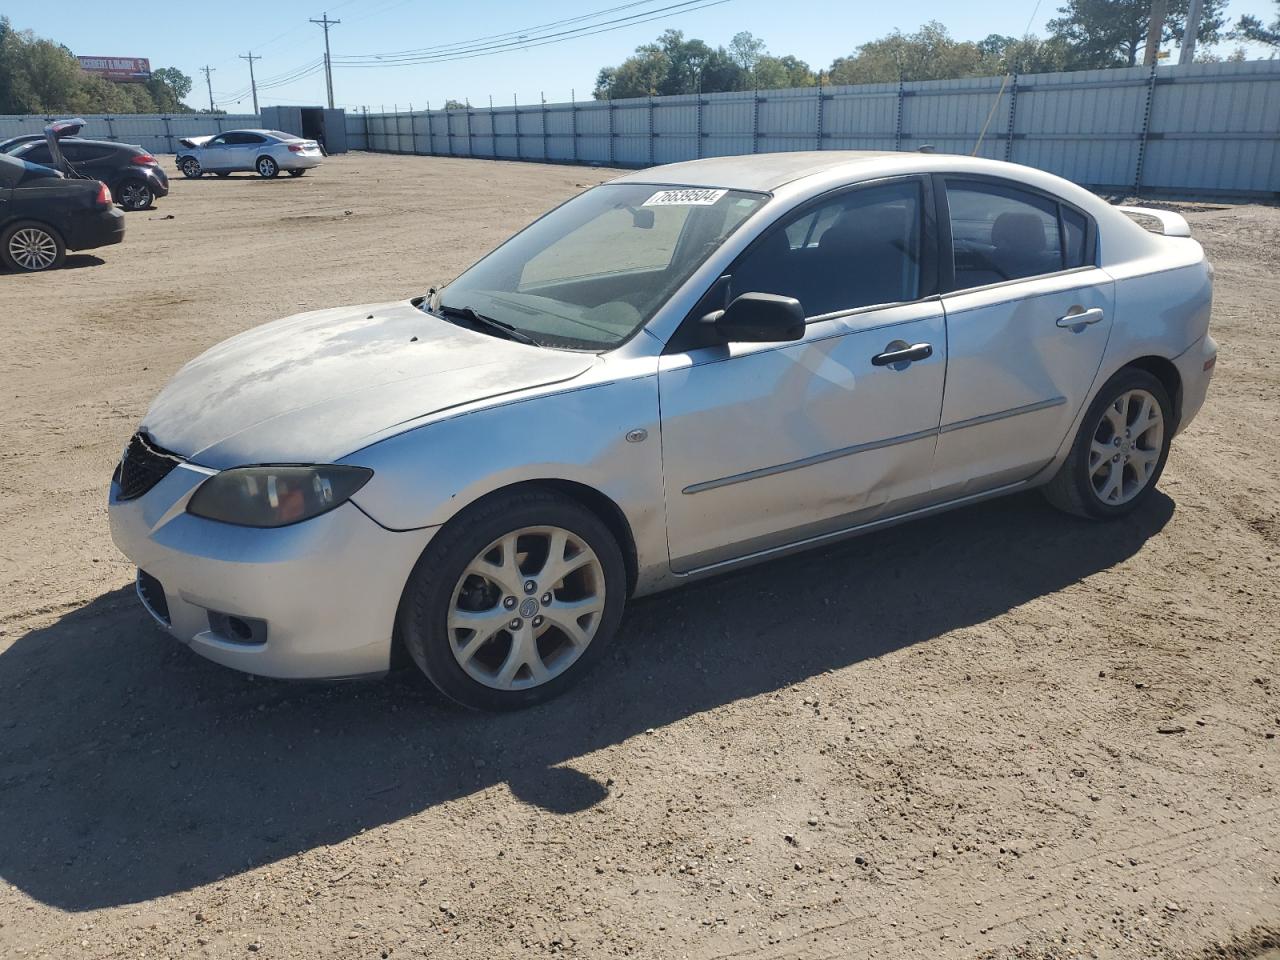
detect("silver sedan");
top-left (176, 129), bottom-right (323, 180)
top-left (109, 151), bottom-right (1216, 710)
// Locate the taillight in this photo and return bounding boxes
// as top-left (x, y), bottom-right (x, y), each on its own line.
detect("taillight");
top-left (288, 144), bottom-right (305, 153)
top-left (96, 181), bottom-right (112, 206)
top-left (130, 153), bottom-right (157, 166)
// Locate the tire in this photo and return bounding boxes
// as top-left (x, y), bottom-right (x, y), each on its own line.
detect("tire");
top-left (256, 155), bottom-right (279, 178)
top-left (215, 171), bottom-right (231, 178)
top-left (287, 169), bottom-right (306, 177)
top-left (179, 157), bottom-right (202, 179)
top-left (117, 179), bottom-right (153, 211)
top-left (397, 488), bottom-right (627, 711)
top-left (1042, 367), bottom-right (1173, 519)
top-left (1, 220), bottom-right (66, 272)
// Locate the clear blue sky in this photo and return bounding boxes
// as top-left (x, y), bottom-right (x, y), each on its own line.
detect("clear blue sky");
top-left (10, 0), bottom-right (1278, 112)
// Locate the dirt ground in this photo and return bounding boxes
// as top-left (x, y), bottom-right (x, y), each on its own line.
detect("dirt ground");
top-left (1, 153), bottom-right (1277, 960)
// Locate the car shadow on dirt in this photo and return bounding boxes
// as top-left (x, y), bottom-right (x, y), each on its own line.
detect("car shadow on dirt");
top-left (0, 490), bottom-right (1173, 910)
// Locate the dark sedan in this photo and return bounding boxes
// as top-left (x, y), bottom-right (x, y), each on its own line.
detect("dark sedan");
top-left (0, 153), bottom-right (125, 271)
top-left (7, 137), bottom-right (169, 211)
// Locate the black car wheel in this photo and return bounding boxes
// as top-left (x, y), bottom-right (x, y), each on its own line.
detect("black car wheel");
top-left (287, 169), bottom-right (306, 177)
top-left (180, 157), bottom-right (202, 179)
top-left (117, 180), bottom-right (154, 211)
top-left (257, 156), bottom-right (279, 179)
top-left (215, 171), bottom-right (231, 178)
top-left (1, 221), bottom-right (66, 272)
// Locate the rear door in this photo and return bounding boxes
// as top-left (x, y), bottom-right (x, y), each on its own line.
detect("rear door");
top-left (233, 132), bottom-right (269, 170)
top-left (931, 176), bottom-right (1113, 496)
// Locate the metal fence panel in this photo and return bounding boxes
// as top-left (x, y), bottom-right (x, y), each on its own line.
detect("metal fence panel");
top-left (162, 60), bottom-right (1280, 196)
top-left (0, 113), bottom-right (260, 155)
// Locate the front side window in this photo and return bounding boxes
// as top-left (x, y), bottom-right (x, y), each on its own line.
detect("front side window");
top-left (730, 179), bottom-right (924, 318)
top-left (438, 183), bottom-right (767, 350)
top-left (947, 180), bottom-right (1069, 287)
top-left (207, 134), bottom-right (229, 147)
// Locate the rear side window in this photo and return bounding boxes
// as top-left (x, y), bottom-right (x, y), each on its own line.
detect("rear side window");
top-left (1062, 206), bottom-right (1088, 268)
top-left (947, 181), bottom-right (1063, 288)
top-left (731, 179), bottom-right (925, 318)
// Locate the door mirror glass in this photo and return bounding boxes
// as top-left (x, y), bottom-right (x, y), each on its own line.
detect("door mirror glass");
top-left (708, 292), bottom-right (805, 343)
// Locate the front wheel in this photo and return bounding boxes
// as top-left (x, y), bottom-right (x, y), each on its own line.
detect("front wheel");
top-left (179, 157), bottom-right (202, 178)
top-left (398, 489), bottom-right (627, 710)
top-left (256, 156), bottom-right (279, 178)
top-left (1042, 367), bottom-right (1172, 519)
top-left (1, 221), bottom-right (65, 272)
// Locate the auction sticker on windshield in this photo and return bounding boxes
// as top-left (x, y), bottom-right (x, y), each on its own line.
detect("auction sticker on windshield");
top-left (643, 188), bottom-right (728, 206)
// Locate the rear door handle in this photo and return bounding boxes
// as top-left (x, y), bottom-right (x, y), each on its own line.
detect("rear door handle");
top-left (1056, 306), bottom-right (1105, 328)
top-left (872, 342), bottom-right (933, 367)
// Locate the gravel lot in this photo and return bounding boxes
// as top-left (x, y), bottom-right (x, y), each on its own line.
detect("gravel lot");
top-left (0, 152), bottom-right (1277, 960)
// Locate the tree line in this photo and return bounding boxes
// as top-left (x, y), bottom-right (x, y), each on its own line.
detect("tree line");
top-left (592, 0), bottom-right (1269, 100)
top-left (0, 16), bottom-right (193, 115)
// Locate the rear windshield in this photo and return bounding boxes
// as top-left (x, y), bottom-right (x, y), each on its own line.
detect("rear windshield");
top-left (263, 130), bottom-right (301, 141)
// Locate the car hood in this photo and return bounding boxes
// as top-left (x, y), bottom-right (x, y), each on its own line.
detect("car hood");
top-left (141, 299), bottom-right (597, 469)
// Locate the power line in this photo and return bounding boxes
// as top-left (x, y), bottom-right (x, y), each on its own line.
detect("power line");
top-left (333, 0), bottom-right (737, 68)
top-left (310, 12), bottom-right (342, 109)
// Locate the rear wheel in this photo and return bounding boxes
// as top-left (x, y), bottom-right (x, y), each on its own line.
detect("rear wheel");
top-left (398, 489), bottom-right (627, 711)
top-left (1042, 367), bottom-right (1172, 519)
top-left (287, 169), bottom-right (306, 177)
top-left (1, 221), bottom-right (65, 272)
top-left (215, 171), bottom-right (231, 178)
top-left (256, 155), bottom-right (279, 178)
top-left (117, 180), bottom-right (153, 211)
top-left (179, 157), bottom-right (202, 179)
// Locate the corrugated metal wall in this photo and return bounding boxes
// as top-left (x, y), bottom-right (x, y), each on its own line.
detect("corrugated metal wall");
top-left (344, 60), bottom-right (1280, 198)
top-left (0, 114), bottom-right (263, 156)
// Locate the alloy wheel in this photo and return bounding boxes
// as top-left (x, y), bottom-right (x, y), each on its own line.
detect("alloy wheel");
top-left (7, 228), bottom-right (58, 271)
top-left (447, 526), bottom-right (606, 691)
top-left (120, 182), bottom-right (151, 210)
top-left (181, 158), bottom-right (201, 178)
top-left (1088, 388), bottom-right (1164, 506)
top-left (258, 157), bottom-right (277, 177)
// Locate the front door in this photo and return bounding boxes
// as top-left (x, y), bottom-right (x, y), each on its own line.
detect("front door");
top-left (200, 134), bottom-right (232, 171)
top-left (931, 177), bottom-right (1114, 495)
top-left (659, 177), bottom-right (947, 573)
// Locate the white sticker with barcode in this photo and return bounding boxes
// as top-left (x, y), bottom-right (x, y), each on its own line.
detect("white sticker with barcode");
top-left (642, 188), bottom-right (727, 206)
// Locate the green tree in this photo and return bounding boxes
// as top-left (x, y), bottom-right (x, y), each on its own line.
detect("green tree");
top-left (728, 30), bottom-right (766, 71)
top-left (594, 30), bottom-right (813, 98)
top-left (1234, 1), bottom-right (1280, 46)
top-left (1046, 0), bottom-right (1228, 67)
top-left (827, 21), bottom-right (985, 84)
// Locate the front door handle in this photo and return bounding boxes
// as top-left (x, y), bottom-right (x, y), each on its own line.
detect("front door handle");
top-left (1056, 306), bottom-right (1105, 329)
top-left (872, 342), bottom-right (933, 367)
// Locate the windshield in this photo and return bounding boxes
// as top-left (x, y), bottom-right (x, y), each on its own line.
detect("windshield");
top-left (436, 183), bottom-right (768, 350)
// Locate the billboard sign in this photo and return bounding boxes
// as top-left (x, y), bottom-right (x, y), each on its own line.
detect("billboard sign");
top-left (77, 56), bottom-right (152, 83)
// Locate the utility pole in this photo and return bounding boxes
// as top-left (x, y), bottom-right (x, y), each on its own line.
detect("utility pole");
top-left (310, 12), bottom-right (341, 109)
top-left (1180, 0), bottom-right (1204, 64)
top-left (239, 52), bottom-right (262, 114)
top-left (202, 65), bottom-right (216, 113)
top-left (1143, 0), bottom-right (1168, 66)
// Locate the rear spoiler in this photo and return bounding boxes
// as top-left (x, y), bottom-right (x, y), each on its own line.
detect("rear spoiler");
top-left (1116, 205), bottom-right (1192, 238)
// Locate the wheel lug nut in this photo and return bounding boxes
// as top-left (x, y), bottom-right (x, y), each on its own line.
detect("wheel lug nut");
top-left (1112, 454), bottom-right (1120, 462)
top-left (533, 615), bottom-right (544, 628)
top-left (523, 580), bottom-right (537, 594)
top-left (1113, 438), bottom-right (1121, 446)
top-left (503, 596), bottom-right (517, 610)
top-left (541, 592), bottom-right (552, 605)
top-left (509, 618), bottom-right (522, 630)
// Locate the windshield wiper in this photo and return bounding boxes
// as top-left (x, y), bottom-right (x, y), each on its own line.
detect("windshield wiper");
top-left (435, 303), bottom-right (541, 347)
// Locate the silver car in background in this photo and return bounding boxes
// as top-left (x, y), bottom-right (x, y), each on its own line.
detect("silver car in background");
top-left (108, 151), bottom-right (1216, 710)
top-left (176, 129), bottom-right (323, 180)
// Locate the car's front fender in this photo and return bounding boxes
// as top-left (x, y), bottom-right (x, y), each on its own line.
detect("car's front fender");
top-left (343, 372), bottom-right (671, 593)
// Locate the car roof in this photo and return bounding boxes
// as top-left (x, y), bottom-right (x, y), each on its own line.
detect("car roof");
top-left (607, 150), bottom-right (1102, 198)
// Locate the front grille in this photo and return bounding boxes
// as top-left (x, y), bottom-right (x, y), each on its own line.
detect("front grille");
top-left (136, 569), bottom-right (171, 625)
top-left (116, 432), bottom-right (184, 501)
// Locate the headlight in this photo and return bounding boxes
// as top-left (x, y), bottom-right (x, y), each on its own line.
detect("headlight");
top-left (187, 465), bottom-right (373, 528)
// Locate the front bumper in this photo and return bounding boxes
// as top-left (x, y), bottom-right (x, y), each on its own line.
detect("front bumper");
top-left (108, 462), bottom-right (437, 679)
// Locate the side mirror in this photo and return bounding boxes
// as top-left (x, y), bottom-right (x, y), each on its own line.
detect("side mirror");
top-left (704, 292), bottom-right (805, 343)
